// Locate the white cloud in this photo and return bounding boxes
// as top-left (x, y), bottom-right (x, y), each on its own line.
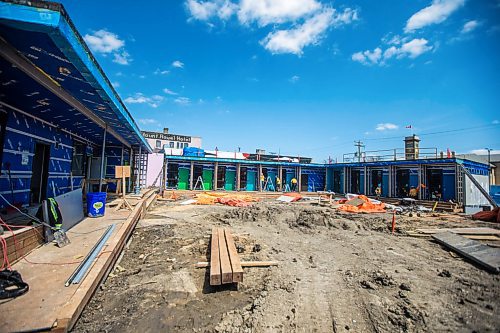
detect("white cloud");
top-left (84, 29), bottom-right (124, 53)
top-left (111, 81), bottom-right (120, 88)
top-left (400, 38), bottom-right (433, 58)
top-left (154, 68), bottom-right (170, 75)
top-left (163, 88), bottom-right (178, 95)
top-left (185, 0), bottom-right (358, 56)
top-left (492, 119), bottom-right (499, 124)
top-left (405, 0), bottom-right (465, 33)
top-left (353, 39), bottom-right (432, 66)
top-left (238, 0), bottom-right (321, 26)
top-left (174, 97), bottom-right (191, 105)
top-left (461, 20), bottom-right (479, 33)
top-left (84, 29), bottom-right (131, 65)
top-left (124, 93), bottom-right (164, 108)
top-left (172, 60), bottom-right (185, 68)
top-left (261, 8), bottom-right (335, 55)
top-left (186, 0), bottom-right (237, 21)
top-left (112, 51), bottom-right (131, 65)
top-left (138, 118), bottom-right (160, 125)
top-left (289, 75), bottom-right (300, 83)
top-left (351, 47), bottom-right (382, 65)
top-left (376, 123), bottom-right (399, 131)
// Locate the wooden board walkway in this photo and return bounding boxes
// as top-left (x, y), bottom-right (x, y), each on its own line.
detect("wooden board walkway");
top-left (432, 231), bottom-right (500, 273)
top-left (210, 227), bottom-right (244, 285)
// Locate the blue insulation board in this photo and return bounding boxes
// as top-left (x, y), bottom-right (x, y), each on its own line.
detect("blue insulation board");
top-left (0, 3), bottom-right (150, 151)
top-left (302, 169), bottom-right (325, 192)
top-left (0, 107), bottom-right (81, 208)
top-left (104, 146), bottom-right (130, 192)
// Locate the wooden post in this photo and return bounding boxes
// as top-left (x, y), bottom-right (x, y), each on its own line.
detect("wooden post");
top-left (298, 166), bottom-right (302, 192)
top-left (189, 161), bottom-right (194, 191)
top-left (363, 166), bottom-right (368, 195)
top-left (214, 162), bottom-right (218, 190)
top-left (161, 157), bottom-right (167, 196)
top-left (98, 125), bottom-right (107, 192)
top-left (236, 163), bottom-right (241, 191)
top-left (259, 164), bottom-right (263, 192)
top-left (278, 165), bottom-right (283, 192)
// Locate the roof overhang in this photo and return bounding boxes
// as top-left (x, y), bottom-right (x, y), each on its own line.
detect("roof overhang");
top-left (0, 0), bottom-right (152, 152)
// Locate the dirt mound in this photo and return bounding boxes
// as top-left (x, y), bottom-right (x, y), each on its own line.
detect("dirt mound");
top-left (212, 203), bottom-right (347, 232)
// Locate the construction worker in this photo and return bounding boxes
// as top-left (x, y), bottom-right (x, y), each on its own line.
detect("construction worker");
top-left (291, 177), bottom-right (298, 191)
top-left (375, 184), bottom-right (382, 199)
top-left (260, 173), bottom-right (265, 191)
top-left (276, 176), bottom-right (281, 192)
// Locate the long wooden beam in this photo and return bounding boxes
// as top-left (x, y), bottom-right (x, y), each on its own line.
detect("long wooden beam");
top-left (224, 229), bottom-right (243, 283)
top-left (218, 228), bottom-right (233, 284)
top-left (209, 228), bottom-right (221, 285)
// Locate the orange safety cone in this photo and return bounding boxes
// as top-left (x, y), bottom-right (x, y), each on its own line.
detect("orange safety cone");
top-left (391, 211), bottom-right (396, 235)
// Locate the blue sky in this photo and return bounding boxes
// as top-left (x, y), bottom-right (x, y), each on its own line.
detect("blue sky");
top-left (60, 0), bottom-right (499, 162)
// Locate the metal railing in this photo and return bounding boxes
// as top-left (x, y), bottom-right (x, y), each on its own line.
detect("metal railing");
top-left (342, 148), bottom-right (439, 163)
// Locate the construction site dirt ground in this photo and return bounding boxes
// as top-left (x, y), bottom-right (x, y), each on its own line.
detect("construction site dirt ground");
top-left (73, 199), bottom-right (500, 333)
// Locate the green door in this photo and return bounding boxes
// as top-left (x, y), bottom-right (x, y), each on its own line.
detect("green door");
top-left (178, 168), bottom-right (189, 190)
top-left (225, 170), bottom-right (236, 191)
top-left (202, 169), bottom-right (213, 190)
top-left (246, 171), bottom-right (256, 191)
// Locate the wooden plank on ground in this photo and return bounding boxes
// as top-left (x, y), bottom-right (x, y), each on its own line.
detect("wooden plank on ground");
top-left (195, 261), bottom-right (278, 268)
top-left (407, 233), bottom-right (500, 241)
top-left (210, 228), bottom-right (221, 285)
top-left (224, 229), bottom-right (243, 283)
top-left (218, 228), bottom-right (233, 284)
top-left (414, 227), bottom-right (500, 236)
top-left (432, 231), bottom-right (500, 273)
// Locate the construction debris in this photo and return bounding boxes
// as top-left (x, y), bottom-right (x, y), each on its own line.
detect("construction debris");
top-left (194, 261), bottom-right (279, 268)
top-left (432, 232), bottom-right (500, 273)
top-left (472, 207), bottom-right (500, 223)
top-left (336, 195), bottom-right (386, 213)
top-left (194, 192), bottom-right (260, 207)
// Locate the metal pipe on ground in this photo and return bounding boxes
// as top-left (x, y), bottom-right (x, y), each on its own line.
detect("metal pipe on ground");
top-left (65, 224), bottom-right (116, 287)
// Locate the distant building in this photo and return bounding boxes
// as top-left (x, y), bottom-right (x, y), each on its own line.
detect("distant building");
top-left (455, 153), bottom-right (500, 185)
top-left (141, 128), bottom-right (202, 154)
top-left (142, 128), bottom-right (202, 186)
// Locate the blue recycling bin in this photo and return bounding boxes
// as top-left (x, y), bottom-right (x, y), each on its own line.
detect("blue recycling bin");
top-left (87, 192), bottom-right (107, 217)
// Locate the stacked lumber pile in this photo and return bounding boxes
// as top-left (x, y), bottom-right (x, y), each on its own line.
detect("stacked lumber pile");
top-left (0, 226), bottom-right (44, 265)
top-left (210, 227), bottom-right (243, 285)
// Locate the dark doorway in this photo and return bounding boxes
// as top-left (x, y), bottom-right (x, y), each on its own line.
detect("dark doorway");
top-left (350, 170), bottom-right (360, 194)
top-left (300, 173), bottom-right (308, 192)
top-left (166, 163), bottom-right (179, 188)
top-left (333, 170), bottom-right (341, 193)
top-left (371, 170), bottom-right (383, 195)
top-left (427, 169), bottom-right (443, 201)
top-left (216, 166), bottom-right (225, 189)
top-left (31, 143), bottom-right (50, 204)
top-left (240, 167), bottom-right (247, 190)
top-left (396, 169), bottom-right (410, 197)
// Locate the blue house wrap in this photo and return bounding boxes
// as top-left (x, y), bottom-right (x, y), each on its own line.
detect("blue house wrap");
top-left (0, 1), bottom-right (150, 208)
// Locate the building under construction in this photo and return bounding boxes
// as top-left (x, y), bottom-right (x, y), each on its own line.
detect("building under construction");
top-left (160, 135), bottom-right (492, 210)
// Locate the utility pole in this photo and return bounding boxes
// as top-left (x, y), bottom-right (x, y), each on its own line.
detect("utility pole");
top-left (354, 140), bottom-right (365, 163)
top-left (485, 148), bottom-right (492, 185)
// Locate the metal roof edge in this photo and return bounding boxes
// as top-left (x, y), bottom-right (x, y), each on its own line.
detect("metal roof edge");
top-left (0, 0), bottom-right (152, 153)
top-left (165, 155), bottom-right (325, 168)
